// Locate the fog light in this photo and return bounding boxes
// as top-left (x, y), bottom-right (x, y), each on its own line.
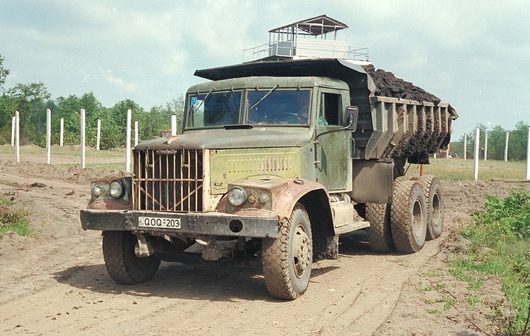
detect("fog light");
top-left (259, 193), bottom-right (269, 204)
top-left (93, 186), bottom-right (103, 197)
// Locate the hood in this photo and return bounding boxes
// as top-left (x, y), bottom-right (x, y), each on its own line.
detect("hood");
top-left (136, 128), bottom-right (312, 150)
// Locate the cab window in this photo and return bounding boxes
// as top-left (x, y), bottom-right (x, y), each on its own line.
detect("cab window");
top-left (319, 92), bottom-right (341, 126)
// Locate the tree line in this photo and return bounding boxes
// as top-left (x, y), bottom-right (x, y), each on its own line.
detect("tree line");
top-left (0, 54), bottom-right (184, 150)
top-left (1, 54), bottom-right (527, 158)
top-left (450, 122), bottom-right (529, 161)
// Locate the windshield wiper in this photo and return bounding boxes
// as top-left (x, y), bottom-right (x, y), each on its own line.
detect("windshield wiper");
top-left (249, 85), bottom-right (279, 110)
top-left (191, 88), bottom-right (214, 114)
top-left (224, 124), bottom-right (253, 129)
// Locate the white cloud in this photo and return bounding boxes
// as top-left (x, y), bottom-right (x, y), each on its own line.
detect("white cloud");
top-left (163, 49), bottom-right (188, 75)
top-left (1, 0), bottom-right (529, 135)
top-left (106, 70), bottom-right (137, 92)
top-left (181, 0), bottom-right (255, 59)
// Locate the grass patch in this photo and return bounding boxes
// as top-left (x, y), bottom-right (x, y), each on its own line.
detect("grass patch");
top-left (407, 158), bottom-right (527, 181)
top-left (450, 192), bottom-right (530, 334)
top-left (0, 197), bottom-right (30, 237)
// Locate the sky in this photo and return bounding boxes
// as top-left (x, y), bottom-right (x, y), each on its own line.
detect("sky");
top-left (1, 0), bottom-right (529, 138)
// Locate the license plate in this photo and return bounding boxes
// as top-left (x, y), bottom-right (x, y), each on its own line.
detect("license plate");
top-left (138, 216), bottom-right (181, 229)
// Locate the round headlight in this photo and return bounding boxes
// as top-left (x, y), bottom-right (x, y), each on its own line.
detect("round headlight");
top-left (227, 187), bottom-right (247, 206)
top-left (109, 181), bottom-right (124, 199)
top-left (93, 186), bottom-right (103, 197)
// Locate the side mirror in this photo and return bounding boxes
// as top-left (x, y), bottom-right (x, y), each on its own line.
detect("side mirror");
top-left (345, 106), bottom-right (359, 131)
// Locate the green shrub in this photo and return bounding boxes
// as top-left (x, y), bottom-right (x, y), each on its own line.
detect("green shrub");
top-left (453, 192), bottom-right (530, 334)
top-left (0, 199), bottom-right (30, 237)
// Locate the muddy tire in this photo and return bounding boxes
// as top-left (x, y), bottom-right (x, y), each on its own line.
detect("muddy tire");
top-left (391, 178), bottom-right (427, 254)
top-left (366, 203), bottom-right (395, 252)
top-left (102, 231), bottom-right (161, 284)
top-left (418, 175), bottom-right (444, 240)
top-left (262, 203), bottom-right (312, 300)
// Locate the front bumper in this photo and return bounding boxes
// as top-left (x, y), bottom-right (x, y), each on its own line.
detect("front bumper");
top-left (80, 210), bottom-right (280, 238)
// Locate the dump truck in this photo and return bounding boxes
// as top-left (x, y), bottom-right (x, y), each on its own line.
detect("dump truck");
top-left (80, 58), bottom-right (457, 300)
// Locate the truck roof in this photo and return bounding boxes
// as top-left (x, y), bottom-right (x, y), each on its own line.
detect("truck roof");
top-left (187, 76), bottom-right (350, 93)
top-left (194, 58), bottom-right (376, 96)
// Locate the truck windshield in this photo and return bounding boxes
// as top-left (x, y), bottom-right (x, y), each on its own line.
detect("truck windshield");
top-left (185, 89), bottom-right (310, 129)
top-left (187, 91), bottom-right (242, 128)
top-left (247, 89), bottom-right (310, 125)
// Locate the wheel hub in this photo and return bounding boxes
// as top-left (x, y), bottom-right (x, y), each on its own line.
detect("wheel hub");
top-left (293, 225), bottom-right (310, 278)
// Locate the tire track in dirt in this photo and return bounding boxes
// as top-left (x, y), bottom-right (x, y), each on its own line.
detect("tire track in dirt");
top-left (1, 159), bottom-right (529, 336)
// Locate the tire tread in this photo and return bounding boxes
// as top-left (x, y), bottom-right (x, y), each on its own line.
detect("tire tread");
top-left (366, 203), bottom-right (395, 252)
top-left (391, 178), bottom-right (427, 254)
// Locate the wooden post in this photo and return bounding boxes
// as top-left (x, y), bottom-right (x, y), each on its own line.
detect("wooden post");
top-left (134, 121), bottom-right (139, 146)
top-left (80, 109), bottom-right (86, 169)
top-left (463, 134), bottom-right (467, 160)
top-left (504, 131), bottom-right (509, 162)
top-left (126, 109), bottom-right (131, 173)
top-left (96, 119), bottom-right (101, 150)
top-left (60, 118), bottom-right (64, 147)
top-left (473, 128), bottom-right (480, 181)
top-left (11, 116), bottom-right (15, 146)
top-left (484, 129), bottom-right (488, 161)
top-left (15, 111), bottom-right (20, 163)
top-left (526, 127), bottom-right (530, 180)
top-left (171, 115), bottom-right (177, 136)
top-left (46, 109), bottom-right (51, 164)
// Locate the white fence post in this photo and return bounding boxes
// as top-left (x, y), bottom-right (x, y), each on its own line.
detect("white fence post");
top-left (504, 131), bottom-right (509, 162)
top-left (171, 115), bottom-right (177, 136)
top-left (11, 116), bottom-right (15, 146)
top-left (80, 109), bottom-right (86, 169)
top-left (484, 129), bottom-right (488, 161)
top-left (15, 111), bottom-right (20, 163)
top-left (46, 109), bottom-right (51, 164)
top-left (96, 119), bottom-right (101, 150)
top-left (463, 134), bottom-right (467, 160)
top-left (473, 128), bottom-right (480, 181)
top-left (134, 121), bottom-right (139, 146)
top-left (526, 127), bottom-right (530, 180)
top-left (60, 118), bottom-right (64, 147)
top-left (125, 109), bottom-right (131, 173)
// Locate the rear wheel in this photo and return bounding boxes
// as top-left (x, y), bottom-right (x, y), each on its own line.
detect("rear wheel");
top-left (102, 231), bottom-right (161, 284)
top-left (391, 178), bottom-right (427, 254)
top-left (262, 203), bottom-right (312, 300)
top-left (418, 175), bottom-right (444, 240)
top-left (366, 203), bottom-right (395, 252)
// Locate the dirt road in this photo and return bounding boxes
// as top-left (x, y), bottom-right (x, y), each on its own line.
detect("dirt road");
top-left (0, 158), bottom-right (528, 336)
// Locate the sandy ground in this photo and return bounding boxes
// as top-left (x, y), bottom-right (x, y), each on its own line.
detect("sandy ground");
top-left (0, 155), bottom-right (528, 336)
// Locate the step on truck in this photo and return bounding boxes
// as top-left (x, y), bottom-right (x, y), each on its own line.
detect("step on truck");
top-left (80, 58), bottom-right (458, 300)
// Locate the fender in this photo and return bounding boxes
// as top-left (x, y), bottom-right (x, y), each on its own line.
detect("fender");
top-left (215, 175), bottom-right (333, 223)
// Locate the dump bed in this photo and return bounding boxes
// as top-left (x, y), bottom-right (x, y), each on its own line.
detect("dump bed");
top-left (365, 96), bottom-right (452, 162)
top-left (195, 58), bottom-right (457, 162)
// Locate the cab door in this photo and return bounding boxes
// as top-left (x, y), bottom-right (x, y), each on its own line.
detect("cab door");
top-left (315, 90), bottom-right (352, 192)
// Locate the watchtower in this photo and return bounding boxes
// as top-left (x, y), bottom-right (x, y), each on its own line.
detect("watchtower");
top-left (243, 14), bottom-right (369, 62)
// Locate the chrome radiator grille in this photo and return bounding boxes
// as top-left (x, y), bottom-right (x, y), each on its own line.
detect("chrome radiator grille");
top-left (132, 148), bottom-right (203, 212)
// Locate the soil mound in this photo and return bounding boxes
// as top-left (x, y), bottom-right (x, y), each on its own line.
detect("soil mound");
top-left (363, 64), bottom-right (441, 104)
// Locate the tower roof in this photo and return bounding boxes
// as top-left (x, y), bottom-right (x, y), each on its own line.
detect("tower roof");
top-left (268, 14), bottom-right (348, 36)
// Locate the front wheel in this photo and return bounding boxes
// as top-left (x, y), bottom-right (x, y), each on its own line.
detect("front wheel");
top-left (102, 231), bottom-right (161, 284)
top-left (262, 203), bottom-right (313, 300)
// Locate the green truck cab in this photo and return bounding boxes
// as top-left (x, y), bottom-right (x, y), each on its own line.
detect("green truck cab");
top-left (80, 59), bottom-right (457, 300)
